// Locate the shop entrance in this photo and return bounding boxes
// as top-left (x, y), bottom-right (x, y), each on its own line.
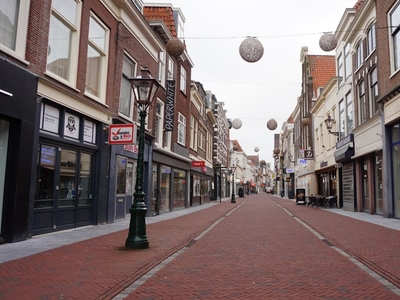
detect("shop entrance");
top-left (115, 156), bottom-right (134, 220)
top-left (33, 144), bottom-right (94, 235)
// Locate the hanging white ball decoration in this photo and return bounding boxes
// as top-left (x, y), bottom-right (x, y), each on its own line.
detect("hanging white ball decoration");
top-left (232, 118), bottom-right (242, 129)
top-left (254, 147), bottom-right (259, 152)
top-left (319, 33), bottom-right (338, 52)
top-left (266, 119), bottom-right (278, 131)
top-left (239, 37), bottom-right (264, 63)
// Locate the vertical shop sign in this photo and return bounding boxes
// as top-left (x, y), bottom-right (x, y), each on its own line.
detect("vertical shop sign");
top-left (164, 80), bottom-right (175, 131)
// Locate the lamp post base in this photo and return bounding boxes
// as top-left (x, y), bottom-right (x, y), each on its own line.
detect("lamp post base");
top-left (231, 193), bottom-right (236, 203)
top-left (125, 201), bottom-right (149, 249)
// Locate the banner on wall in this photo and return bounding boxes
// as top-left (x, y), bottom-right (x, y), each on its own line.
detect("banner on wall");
top-left (164, 80), bottom-right (175, 132)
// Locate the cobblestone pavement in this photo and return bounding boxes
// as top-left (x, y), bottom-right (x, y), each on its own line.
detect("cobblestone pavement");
top-left (1, 194), bottom-right (400, 299)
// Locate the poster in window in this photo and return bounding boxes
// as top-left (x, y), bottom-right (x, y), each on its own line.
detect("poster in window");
top-left (84, 120), bottom-right (96, 143)
top-left (64, 112), bottom-right (80, 139)
top-left (40, 104), bottom-right (60, 134)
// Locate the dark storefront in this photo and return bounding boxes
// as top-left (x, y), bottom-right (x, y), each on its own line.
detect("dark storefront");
top-left (0, 58), bottom-right (38, 243)
top-left (334, 134), bottom-right (355, 211)
top-left (152, 146), bottom-right (190, 216)
top-left (34, 99), bottom-right (109, 235)
top-left (190, 164), bottom-right (213, 206)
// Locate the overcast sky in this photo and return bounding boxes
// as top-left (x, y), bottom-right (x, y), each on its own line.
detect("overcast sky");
top-left (153, 0), bottom-right (358, 166)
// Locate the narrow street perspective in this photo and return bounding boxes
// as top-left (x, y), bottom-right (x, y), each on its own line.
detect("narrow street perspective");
top-left (1, 194), bottom-right (400, 299)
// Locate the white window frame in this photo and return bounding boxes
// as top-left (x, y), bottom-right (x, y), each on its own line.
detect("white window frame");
top-left (84, 13), bottom-right (109, 103)
top-left (389, 2), bottom-right (400, 73)
top-left (178, 112), bottom-right (186, 146)
top-left (344, 44), bottom-right (351, 79)
top-left (180, 65), bottom-right (187, 94)
top-left (369, 67), bottom-right (378, 116)
top-left (346, 92), bottom-right (354, 134)
top-left (119, 54), bottom-right (136, 120)
top-left (158, 51), bottom-right (166, 87)
top-left (46, 0), bottom-right (81, 87)
top-left (367, 23), bottom-right (376, 56)
top-left (356, 41), bottom-right (364, 69)
top-left (337, 53), bottom-right (344, 86)
top-left (167, 56), bottom-right (174, 80)
top-left (359, 80), bottom-right (367, 124)
top-left (0, 0), bottom-right (30, 62)
top-left (154, 100), bottom-right (164, 145)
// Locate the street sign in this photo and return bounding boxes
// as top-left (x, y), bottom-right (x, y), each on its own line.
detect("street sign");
top-left (298, 159), bottom-right (307, 164)
top-left (286, 168), bottom-right (294, 173)
top-left (108, 124), bottom-right (135, 145)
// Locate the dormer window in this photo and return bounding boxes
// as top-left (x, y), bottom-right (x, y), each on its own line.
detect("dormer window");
top-left (132, 0), bottom-right (143, 12)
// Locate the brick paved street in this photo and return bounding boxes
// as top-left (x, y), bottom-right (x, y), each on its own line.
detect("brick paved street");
top-left (125, 194), bottom-right (400, 299)
top-left (1, 194), bottom-right (400, 299)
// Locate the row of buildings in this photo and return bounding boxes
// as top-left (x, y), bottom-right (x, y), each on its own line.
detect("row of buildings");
top-left (273, 0), bottom-right (400, 219)
top-left (0, 0), bottom-right (265, 244)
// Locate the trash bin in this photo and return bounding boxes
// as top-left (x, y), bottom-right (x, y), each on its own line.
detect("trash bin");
top-left (296, 188), bottom-right (306, 205)
top-left (238, 188), bottom-right (244, 198)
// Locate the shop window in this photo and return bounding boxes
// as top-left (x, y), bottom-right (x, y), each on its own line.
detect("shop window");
top-left (173, 168), bottom-right (186, 209)
top-left (78, 153), bottom-right (92, 205)
top-left (160, 165), bottom-right (171, 213)
top-left (35, 145), bottom-right (56, 208)
top-left (116, 156), bottom-right (127, 195)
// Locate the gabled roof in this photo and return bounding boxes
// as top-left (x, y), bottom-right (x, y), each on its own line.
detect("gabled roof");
top-left (308, 55), bottom-right (336, 96)
top-left (353, 0), bottom-right (364, 12)
top-left (232, 139), bottom-right (244, 152)
top-left (143, 6), bottom-right (177, 38)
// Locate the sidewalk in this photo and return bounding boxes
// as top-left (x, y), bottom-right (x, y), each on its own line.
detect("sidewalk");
top-left (0, 197), bottom-right (233, 264)
top-left (1, 194), bottom-right (400, 299)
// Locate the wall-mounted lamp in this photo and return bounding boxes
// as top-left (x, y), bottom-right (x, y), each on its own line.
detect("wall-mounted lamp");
top-left (324, 115), bottom-right (340, 141)
top-left (288, 152), bottom-right (295, 163)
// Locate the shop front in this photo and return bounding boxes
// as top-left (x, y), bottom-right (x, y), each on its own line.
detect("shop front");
top-left (34, 100), bottom-right (109, 235)
top-left (152, 146), bottom-right (190, 215)
top-left (334, 134), bottom-right (355, 211)
top-left (0, 59), bottom-right (38, 243)
top-left (190, 165), bottom-right (213, 206)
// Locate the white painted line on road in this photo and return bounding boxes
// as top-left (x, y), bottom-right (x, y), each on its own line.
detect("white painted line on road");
top-left (111, 199), bottom-right (249, 299)
top-left (274, 200), bottom-right (400, 297)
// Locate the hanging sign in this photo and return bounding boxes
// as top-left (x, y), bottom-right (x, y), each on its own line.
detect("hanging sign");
top-left (108, 124), bottom-right (135, 145)
top-left (164, 80), bottom-right (175, 131)
top-left (192, 161), bottom-right (205, 167)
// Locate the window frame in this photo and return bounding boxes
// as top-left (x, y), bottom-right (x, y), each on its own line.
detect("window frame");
top-left (180, 65), bottom-right (187, 94)
top-left (154, 100), bottom-right (164, 145)
top-left (178, 112), bottom-right (186, 146)
top-left (119, 54), bottom-right (137, 120)
top-left (0, 0), bottom-right (30, 62)
top-left (46, 0), bottom-right (81, 87)
top-left (84, 13), bottom-right (109, 103)
top-left (358, 80), bottom-right (367, 124)
top-left (356, 41), bottom-right (364, 70)
top-left (390, 1), bottom-right (400, 72)
top-left (369, 67), bottom-right (379, 116)
top-left (367, 23), bottom-right (376, 56)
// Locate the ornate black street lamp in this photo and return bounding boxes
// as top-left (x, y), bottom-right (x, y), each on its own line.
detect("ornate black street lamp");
top-left (324, 115), bottom-right (340, 141)
top-left (230, 164), bottom-right (237, 203)
top-left (125, 67), bottom-right (160, 249)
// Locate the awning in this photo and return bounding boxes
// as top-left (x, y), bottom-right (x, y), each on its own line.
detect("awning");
top-left (334, 145), bottom-right (354, 163)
